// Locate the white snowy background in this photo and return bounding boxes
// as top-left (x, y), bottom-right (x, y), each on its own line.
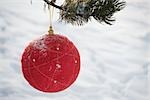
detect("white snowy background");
top-left (0, 0), bottom-right (149, 100)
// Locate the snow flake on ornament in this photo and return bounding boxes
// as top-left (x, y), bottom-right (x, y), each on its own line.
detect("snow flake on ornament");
top-left (56, 47), bottom-right (60, 50)
top-left (75, 60), bottom-right (78, 64)
top-left (32, 58), bottom-right (36, 62)
top-left (56, 64), bottom-right (61, 69)
top-left (32, 37), bottom-right (47, 51)
top-left (54, 80), bottom-right (57, 83)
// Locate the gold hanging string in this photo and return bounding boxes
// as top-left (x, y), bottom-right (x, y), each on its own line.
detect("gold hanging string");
top-left (48, 5), bottom-right (54, 34)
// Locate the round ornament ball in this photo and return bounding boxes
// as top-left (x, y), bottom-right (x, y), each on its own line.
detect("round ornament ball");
top-left (21, 33), bottom-right (80, 92)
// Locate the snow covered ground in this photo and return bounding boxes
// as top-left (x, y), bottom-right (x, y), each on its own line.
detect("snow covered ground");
top-left (0, 0), bottom-right (149, 100)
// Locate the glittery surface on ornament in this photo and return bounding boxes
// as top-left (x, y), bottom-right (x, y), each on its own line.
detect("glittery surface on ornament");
top-left (21, 34), bottom-right (80, 92)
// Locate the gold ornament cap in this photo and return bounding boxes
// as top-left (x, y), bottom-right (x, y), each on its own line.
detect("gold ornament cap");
top-left (48, 26), bottom-right (54, 34)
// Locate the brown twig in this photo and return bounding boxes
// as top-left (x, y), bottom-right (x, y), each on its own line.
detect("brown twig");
top-left (43, 0), bottom-right (64, 10)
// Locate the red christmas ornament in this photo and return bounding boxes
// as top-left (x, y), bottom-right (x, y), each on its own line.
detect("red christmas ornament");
top-left (21, 33), bottom-right (80, 92)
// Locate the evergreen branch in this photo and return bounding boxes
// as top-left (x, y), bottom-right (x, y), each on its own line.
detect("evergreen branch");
top-left (43, 0), bottom-right (126, 25)
top-left (90, 0), bottom-right (126, 25)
